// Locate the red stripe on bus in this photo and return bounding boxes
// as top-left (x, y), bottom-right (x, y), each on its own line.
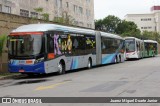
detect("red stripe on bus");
top-left (126, 51), bottom-right (135, 53)
top-left (10, 32), bottom-right (43, 36)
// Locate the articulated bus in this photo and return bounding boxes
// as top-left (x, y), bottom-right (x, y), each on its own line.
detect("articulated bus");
top-left (125, 37), bottom-right (158, 59)
top-left (8, 24), bottom-right (125, 75)
top-left (125, 37), bottom-right (144, 59)
top-left (144, 40), bottom-right (158, 57)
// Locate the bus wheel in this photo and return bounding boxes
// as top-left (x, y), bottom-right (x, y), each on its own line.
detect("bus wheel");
top-left (58, 61), bottom-right (65, 75)
top-left (119, 56), bottom-right (121, 63)
top-left (153, 52), bottom-right (155, 57)
top-left (114, 56), bottom-right (117, 63)
top-left (87, 58), bottom-right (92, 69)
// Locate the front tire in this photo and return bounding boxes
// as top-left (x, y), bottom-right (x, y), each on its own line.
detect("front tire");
top-left (58, 62), bottom-right (65, 75)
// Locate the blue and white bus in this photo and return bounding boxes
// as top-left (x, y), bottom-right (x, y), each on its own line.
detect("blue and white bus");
top-left (8, 24), bottom-right (125, 75)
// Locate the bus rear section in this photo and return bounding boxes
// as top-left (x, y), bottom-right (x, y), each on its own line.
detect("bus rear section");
top-left (100, 32), bottom-right (125, 64)
top-left (125, 37), bottom-right (144, 59)
top-left (144, 40), bottom-right (158, 57)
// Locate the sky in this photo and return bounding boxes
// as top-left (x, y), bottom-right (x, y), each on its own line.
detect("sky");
top-left (94, 0), bottom-right (160, 19)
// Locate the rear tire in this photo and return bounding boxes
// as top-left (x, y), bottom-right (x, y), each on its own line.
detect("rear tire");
top-left (119, 56), bottom-right (121, 63)
top-left (114, 56), bottom-right (117, 63)
top-left (153, 52), bottom-right (155, 57)
top-left (58, 62), bottom-right (65, 75)
top-left (87, 58), bottom-right (92, 69)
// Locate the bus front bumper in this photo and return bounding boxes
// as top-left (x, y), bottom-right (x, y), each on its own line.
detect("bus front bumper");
top-left (8, 62), bottom-right (45, 74)
top-left (126, 52), bottom-right (138, 59)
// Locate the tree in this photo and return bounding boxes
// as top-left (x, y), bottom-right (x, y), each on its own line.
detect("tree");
top-left (95, 15), bottom-right (141, 37)
top-left (0, 35), bottom-right (7, 71)
top-left (116, 20), bottom-right (141, 37)
top-left (34, 7), bottom-right (50, 21)
top-left (34, 7), bottom-right (43, 13)
top-left (41, 13), bottom-right (49, 21)
top-left (95, 19), bottom-right (104, 31)
top-left (102, 15), bottom-right (121, 33)
top-left (0, 35), bottom-right (7, 56)
top-left (142, 31), bottom-right (160, 43)
top-left (95, 15), bottom-right (121, 33)
top-left (53, 11), bottom-right (75, 26)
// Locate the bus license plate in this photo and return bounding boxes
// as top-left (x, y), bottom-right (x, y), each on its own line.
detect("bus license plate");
top-left (19, 70), bottom-right (25, 72)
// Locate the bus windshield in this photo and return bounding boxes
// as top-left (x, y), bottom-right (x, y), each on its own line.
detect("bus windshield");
top-left (8, 35), bottom-right (43, 57)
top-left (125, 39), bottom-right (135, 52)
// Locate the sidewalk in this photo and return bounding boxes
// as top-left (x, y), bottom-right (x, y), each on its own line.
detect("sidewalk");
top-left (0, 73), bottom-right (21, 80)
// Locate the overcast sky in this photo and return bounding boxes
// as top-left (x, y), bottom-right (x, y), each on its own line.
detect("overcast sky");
top-left (94, 0), bottom-right (160, 19)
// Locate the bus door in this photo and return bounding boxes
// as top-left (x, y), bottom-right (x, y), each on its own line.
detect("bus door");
top-left (136, 41), bottom-right (140, 57)
top-left (45, 32), bottom-right (56, 73)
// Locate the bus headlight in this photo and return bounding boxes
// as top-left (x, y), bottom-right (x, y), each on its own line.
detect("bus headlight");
top-left (34, 58), bottom-right (44, 64)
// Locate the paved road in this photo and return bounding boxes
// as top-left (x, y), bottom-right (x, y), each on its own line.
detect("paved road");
top-left (0, 56), bottom-right (160, 106)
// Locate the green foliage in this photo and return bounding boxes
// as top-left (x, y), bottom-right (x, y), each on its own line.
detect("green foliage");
top-left (95, 19), bottom-right (104, 31)
top-left (95, 15), bottom-right (121, 33)
top-left (53, 17), bottom-right (65, 24)
top-left (53, 12), bottom-right (75, 25)
top-left (0, 35), bottom-right (7, 56)
top-left (34, 7), bottom-right (49, 22)
top-left (34, 7), bottom-right (43, 13)
top-left (142, 31), bottom-right (160, 43)
top-left (41, 13), bottom-right (49, 21)
top-left (116, 20), bottom-right (141, 37)
top-left (103, 15), bottom-right (121, 33)
top-left (95, 15), bottom-right (141, 37)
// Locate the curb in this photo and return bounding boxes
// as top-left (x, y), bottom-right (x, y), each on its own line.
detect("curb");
top-left (0, 74), bottom-right (22, 80)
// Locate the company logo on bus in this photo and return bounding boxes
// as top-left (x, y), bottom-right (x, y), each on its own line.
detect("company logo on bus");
top-left (19, 60), bottom-right (26, 64)
top-left (10, 60), bottom-right (35, 65)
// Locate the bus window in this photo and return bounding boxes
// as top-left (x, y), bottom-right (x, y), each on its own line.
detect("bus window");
top-left (102, 37), bottom-right (115, 54)
top-left (125, 39), bottom-right (135, 52)
top-left (101, 37), bottom-right (107, 54)
top-left (85, 35), bottom-right (96, 54)
top-left (8, 35), bottom-right (43, 57)
top-left (72, 34), bottom-right (86, 56)
top-left (136, 42), bottom-right (140, 51)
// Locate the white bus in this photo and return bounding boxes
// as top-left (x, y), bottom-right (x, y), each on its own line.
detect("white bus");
top-left (125, 37), bottom-right (144, 59)
top-left (8, 24), bottom-right (125, 75)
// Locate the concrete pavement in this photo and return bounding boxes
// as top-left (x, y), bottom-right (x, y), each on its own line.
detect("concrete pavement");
top-left (0, 56), bottom-right (160, 106)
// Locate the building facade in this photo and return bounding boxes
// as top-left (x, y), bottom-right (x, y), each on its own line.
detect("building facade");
top-left (0, 0), bottom-right (94, 29)
top-left (0, 0), bottom-right (12, 14)
top-left (125, 6), bottom-right (160, 33)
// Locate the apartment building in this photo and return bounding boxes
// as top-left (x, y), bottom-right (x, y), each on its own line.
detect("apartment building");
top-left (0, 0), bottom-right (12, 13)
top-left (125, 6), bottom-right (160, 33)
top-left (0, 0), bottom-right (94, 29)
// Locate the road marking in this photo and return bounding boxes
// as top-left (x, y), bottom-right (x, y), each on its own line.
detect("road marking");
top-left (35, 81), bottom-right (71, 91)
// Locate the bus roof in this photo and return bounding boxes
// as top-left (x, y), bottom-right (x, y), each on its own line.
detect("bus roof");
top-left (144, 40), bottom-right (158, 44)
top-left (12, 24), bottom-right (123, 39)
top-left (124, 37), bottom-right (142, 41)
top-left (100, 32), bottom-right (123, 40)
top-left (12, 24), bottom-right (96, 35)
